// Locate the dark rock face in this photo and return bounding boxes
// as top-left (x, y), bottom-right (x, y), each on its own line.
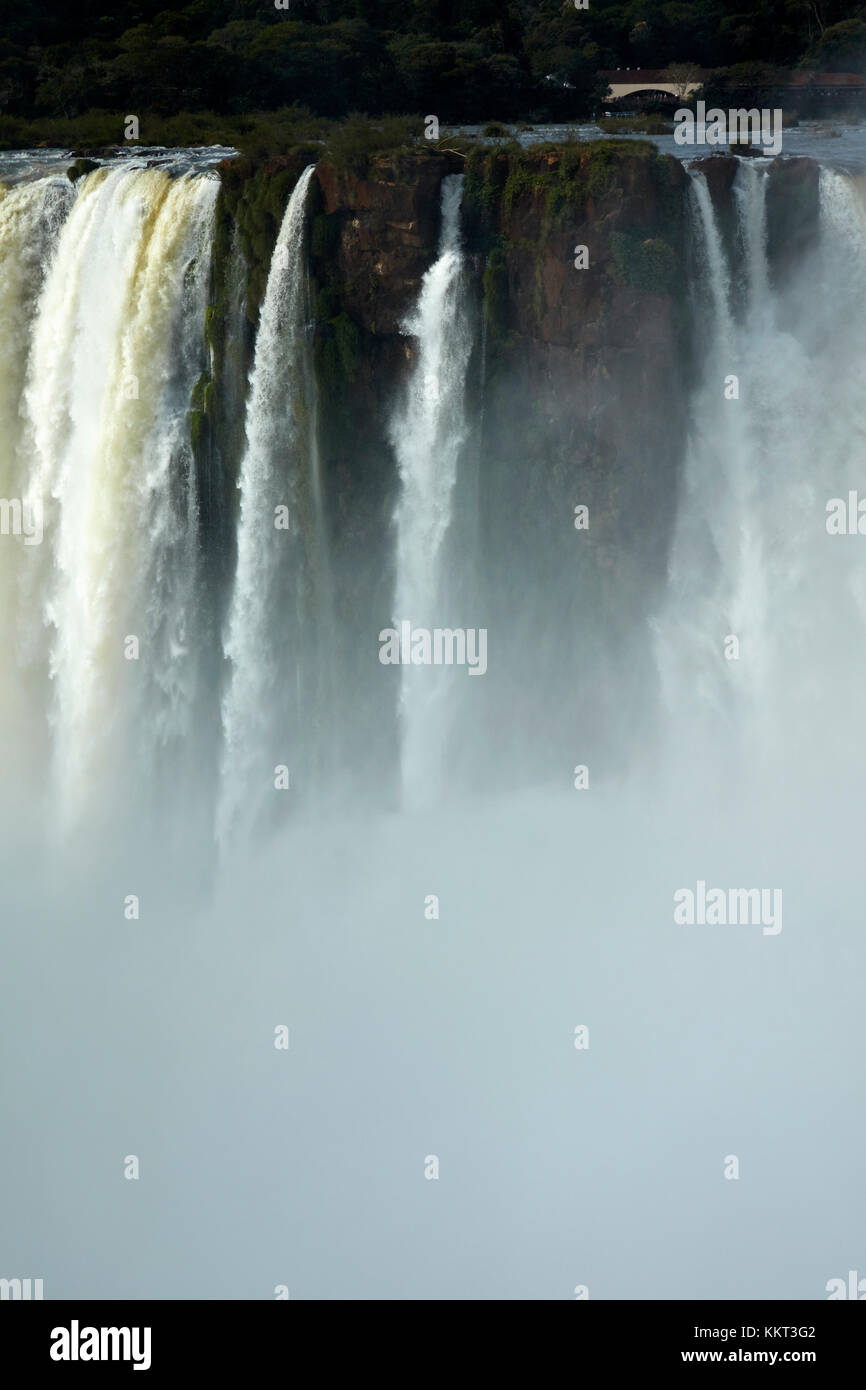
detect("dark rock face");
top-left (306, 145), bottom-right (694, 569)
top-left (66, 157), bottom-right (99, 183)
top-left (699, 152), bottom-right (740, 209)
top-left (314, 154), bottom-right (463, 335)
top-left (765, 156), bottom-right (820, 286)
top-left (210, 145), bottom-right (822, 789)
top-left (304, 156), bottom-right (468, 791)
top-left (308, 153), bottom-right (463, 589)
top-left (456, 145), bottom-right (693, 776)
top-left (210, 144), bottom-right (697, 787)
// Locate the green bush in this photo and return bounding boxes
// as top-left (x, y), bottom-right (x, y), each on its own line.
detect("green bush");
top-left (596, 116), bottom-right (673, 135)
top-left (325, 113), bottom-right (421, 173)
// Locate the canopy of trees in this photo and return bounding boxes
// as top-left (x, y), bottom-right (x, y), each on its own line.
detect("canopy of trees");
top-left (1, 0), bottom-right (865, 122)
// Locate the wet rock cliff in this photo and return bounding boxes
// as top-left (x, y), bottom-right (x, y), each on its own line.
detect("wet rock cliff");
top-left (204, 142), bottom-right (821, 782)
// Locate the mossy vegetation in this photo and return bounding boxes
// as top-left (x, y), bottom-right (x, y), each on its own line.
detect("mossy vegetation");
top-left (0, 105), bottom-right (466, 174)
top-left (609, 229), bottom-right (678, 292)
top-left (0, 106), bottom-right (326, 154)
top-left (190, 131), bottom-right (686, 571)
top-left (197, 127), bottom-right (391, 491)
top-left (323, 114), bottom-right (425, 175)
top-left (306, 182), bottom-right (366, 457)
top-left (217, 148), bottom-right (319, 321)
top-left (205, 133), bottom-right (683, 408)
top-left (330, 313), bottom-right (361, 382)
top-left (482, 245), bottom-right (510, 343)
top-left (314, 311), bottom-right (363, 401)
top-left (465, 139), bottom-right (680, 348)
top-left (596, 116), bottom-right (673, 135)
top-left (188, 370), bottom-right (215, 452)
top-left (203, 112), bottom-right (463, 336)
top-left (310, 211), bottom-right (340, 263)
top-left (465, 138), bottom-right (658, 246)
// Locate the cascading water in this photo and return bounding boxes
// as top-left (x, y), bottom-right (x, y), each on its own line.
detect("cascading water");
top-left (1, 154), bottom-right (865, 839)
top-left (654, 165), bottom-right (761, 760)
top-left (656, 157), bottom-right (866, 782)
top-left (2, 141), bottom-right (866, 1303)
top-left (18, 167), bottom-right (218, 841)
top-left (0, 175), bottom-right (73, 817)
top-left (217, 164), bottom-right (321, 847)
top-left (388, 173), bottom-right (474, 810)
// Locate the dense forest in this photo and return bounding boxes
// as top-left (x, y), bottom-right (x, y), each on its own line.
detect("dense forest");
top-left (0, 0), bottom-right (865, 126)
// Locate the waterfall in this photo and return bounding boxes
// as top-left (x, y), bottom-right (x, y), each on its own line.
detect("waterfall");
top-left (217, 164), bottom-right (319, 847)
top-left (389, 173), bottom-right (474, 810)
top-left (655, 165), bottom-right (765, 751)
top-left (656, 157), bottom-right (866, 781)
top-left (733, 158), bottom-right (770, 308)
top-left (3, 140), bottom-right (866, 1305)
top-left (0, 176), bottom-right (73, 817)
top-left (19, 166), bottom-right (218, 839)
top-left (2, 149), bottom-right (866, 845)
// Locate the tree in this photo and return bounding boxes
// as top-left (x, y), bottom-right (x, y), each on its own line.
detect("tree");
top-left (802, 17), bottom-right (866, 71)
top-left (661, 61), bottom-right (702, 102)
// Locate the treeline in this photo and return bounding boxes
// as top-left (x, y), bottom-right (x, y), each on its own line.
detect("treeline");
top-left (2, 1), bottom-right (866, 124)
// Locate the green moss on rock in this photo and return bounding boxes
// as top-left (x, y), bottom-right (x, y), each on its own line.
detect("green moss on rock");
top-left (482, 244), bottom-right (509, 343)
top-left (609, 230), bottom-right (677, 293)
top-left (216, 147), bottom-right (320, 323)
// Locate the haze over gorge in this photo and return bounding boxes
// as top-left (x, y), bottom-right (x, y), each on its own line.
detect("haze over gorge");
top-left (1, 132), bottom-right (864, 1299)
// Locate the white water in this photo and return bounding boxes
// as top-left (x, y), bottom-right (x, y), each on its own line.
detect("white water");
top-left (218, 165), bottom-right (318, 847)
top-left (18, 167), bottom-right (218, 840)
top-left (2, 156), bottom-right (866, 837)
top-left (656, 159), bottom-right (866, 783)
top-left (1, 153), bottom-right (865, 1301)
top-left (0, 175), bottom-right (73, 815)
top-left (389, 173), bottom-right (474, 810)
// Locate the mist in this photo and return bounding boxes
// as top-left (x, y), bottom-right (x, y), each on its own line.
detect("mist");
top-left (0, 150), bottom-right (864, 1300)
